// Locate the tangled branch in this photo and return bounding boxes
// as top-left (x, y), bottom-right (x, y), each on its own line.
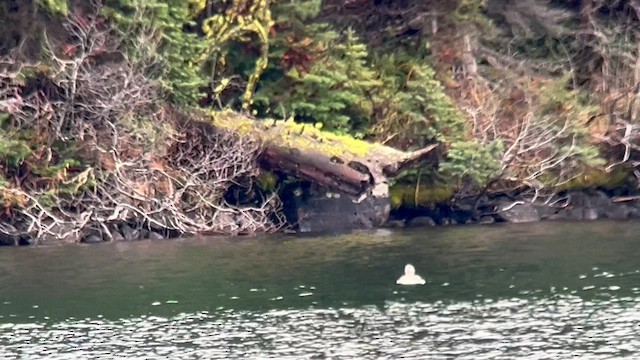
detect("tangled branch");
top-left (0, 5), bottom-right (285, 244)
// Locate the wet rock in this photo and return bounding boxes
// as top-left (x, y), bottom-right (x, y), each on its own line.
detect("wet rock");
top-left (547, 211), bottom-right (568, 221)
top-left (111, 230), bottom-right (125, 242)
top-left (603, 204), bottom-right (632, 220)
top-left (82, 234), bottom-right (104, 244)
top-left (147, 231), bottom-right (164, 240)
top-left (284, 186), bottom-right (390, 233)
top-left (479, 216), bottom-right (495, 224)
top-left (564, 207), bottom-right (584, 221)
top-left (0, 224), bottom-right (20, 246)
top-left (628, 206), bottom-right (640, 219)
top-left (496, 202), bottom-right (540, 223)
top-left (384, 220), bottom-right (406, 229)
top-left (534, 205), bottom-right (560, 220)
top-left (119, 224), bottom-right (139, 241)
top-left (583, 208), bottom-right (598, 221)
top-left (406, 216), bottom-right (436, 227)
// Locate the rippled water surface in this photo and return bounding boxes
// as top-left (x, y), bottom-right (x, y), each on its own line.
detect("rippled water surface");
top-left (1, 221), bottom-right (640, 359)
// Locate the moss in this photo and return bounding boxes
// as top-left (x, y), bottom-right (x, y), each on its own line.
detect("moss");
top-left (36, 0), bottom-right (68, 15)
top-left (555, 167), bottom-right (631, 191)
top-left (389, 183), bottom-right (456, 210)
top-left (211, 109), bottom-right (375, 158)
top-left (255, 170), bottom-right (279, 192)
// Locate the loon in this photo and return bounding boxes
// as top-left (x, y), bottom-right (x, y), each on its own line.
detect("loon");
top-left (396, 264), bottom-right (426, 285)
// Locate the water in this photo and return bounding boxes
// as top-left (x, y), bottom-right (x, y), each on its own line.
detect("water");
top-left (1, 220), bottom-right (640, 359)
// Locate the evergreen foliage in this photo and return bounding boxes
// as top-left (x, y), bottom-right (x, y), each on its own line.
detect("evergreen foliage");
top-left (254, 25), bottom-right (380, 134)
top-left (3, 0), bottom-right (639, 212)
top-left (104, 0), bottom-right (209, 105)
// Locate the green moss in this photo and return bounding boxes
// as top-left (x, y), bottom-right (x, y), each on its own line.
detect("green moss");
top-left (256, 170), bottom-right (279, 192)
top-left (389, 183), bottom-right (456, 210)
top-left (36, 0), bottom-right (68, 15)
top-left (211, 110), bottom-right (375, 158)
top-left (555, 167), bottom-right (631, 191)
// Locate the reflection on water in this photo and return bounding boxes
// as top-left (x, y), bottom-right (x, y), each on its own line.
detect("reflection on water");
top-left (2, 297), bottom-right (640, 359)
top-left (1, 221), bottom-right (640, 359)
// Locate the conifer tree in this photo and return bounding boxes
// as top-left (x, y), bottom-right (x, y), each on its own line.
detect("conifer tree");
top-left (104, 0), bottom-right (209, 105)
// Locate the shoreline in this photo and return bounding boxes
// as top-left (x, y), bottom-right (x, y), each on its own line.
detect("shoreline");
top-left (2, 188), bottom-right (638, 246)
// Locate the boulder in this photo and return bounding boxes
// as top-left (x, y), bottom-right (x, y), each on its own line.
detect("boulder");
top-left (147, 231), bottom-right (164, 240)
top-left (602, 204), bottom-right (632, 220)
top-left (496, 202), bottom-right (540, 223)
top-left (583, 208), bottom-right (599, 221)
top-left (82, 234), bottom-right (104, 244)
top-left (284, 187), bottom-right (390, 233)
top-left (406, 216), bottom-right (437, 227)
top-left (384, 220), bottom-right (406, 228)
top-left (479, 216), bottom-right (495, 224)
top-left (119, 224), bottom-right (139, 241)
top-left (0, 224), bottom-right (19, 246)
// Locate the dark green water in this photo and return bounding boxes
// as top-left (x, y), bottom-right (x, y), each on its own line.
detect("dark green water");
top-left (1, 220), bottom-right (640, 359)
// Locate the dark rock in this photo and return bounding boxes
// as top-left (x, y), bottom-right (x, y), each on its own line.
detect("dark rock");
top-left (564, 207), bottom-right (584, 221)
top-left (82, 235), bottom-right (104, 244)
top-left (602, 204), bottom-right (632, 220)
top-left (0, 224), bottom-right (20, 246)
top-left (384, 220), bottom-right (406, 228)
top-left (407, 216), bottom-right (436, 227)
top-left (479, 216), bottom-right (495, 224)
top-left (38, 222), bottom-right (79, 244)
top-left (119, 224), bottom-right (139, 241)
top-left (19, 235), bottom-right (36, 246)
top-left (534, 205), bottom-right (559, 220)
top-left (285, 187), bottom-right (390, 233)
top-left (111, 230), bottom-right (125, 242)
top-left (628, 206), bottom-right (640, 219)
top-left (547, 212), bottom-right (568, 221)
top-left (147, 231), bottom-right (164, 240)
top-left (583, 208), bottom-right (598, 221)
top-left (496, 202), bottom-right (540, 223)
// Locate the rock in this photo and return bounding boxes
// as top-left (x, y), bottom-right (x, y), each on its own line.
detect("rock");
top-left (0, 224), bottom-right (20, 246)
top-left (628, 206), bottom-right (640, 219)
top-left (147, 231), bottom-right (164, 240)
top-left (406, 216), bottom-right (436, 227)
top-left (583, 208), bottom-right (598, 221)
top-left (564, 207), bottom-right (584, 221)
top-left (111, 230), bottom-right (125, 242)
top-left (119, 224), bottom-right (139, 241)
top-left (384, 220), bottom-right (406, 228)
top-left (479, 216), bottom-right (495, 224)
top-left (496, 202), bottom-right (540, 223)
top-left (603, 204), bottom-right (632, 220)
top-left (547, 212), bottom-right (568, 221)
top-left (285, 187), bottom-right (390, 233)
top-left (534, 205), bottom-right (559, 220)
top-left (82, 235), bottom-right (104, 244)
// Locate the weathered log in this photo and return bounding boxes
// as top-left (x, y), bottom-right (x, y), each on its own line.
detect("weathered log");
top-left (208, 110), bottom-right (438, 229)
top-left (210, 110), bottom-right (438, 196)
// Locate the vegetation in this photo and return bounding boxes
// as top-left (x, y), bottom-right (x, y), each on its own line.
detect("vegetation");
top-left (2, 0), bottom-right (640, 241)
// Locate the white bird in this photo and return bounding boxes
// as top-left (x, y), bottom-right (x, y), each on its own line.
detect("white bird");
top-left (396, 264), bottom-right (426, 285)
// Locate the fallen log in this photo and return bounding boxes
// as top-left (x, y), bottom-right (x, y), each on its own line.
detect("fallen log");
top-left (208, 110), bottom-right (439, 229)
